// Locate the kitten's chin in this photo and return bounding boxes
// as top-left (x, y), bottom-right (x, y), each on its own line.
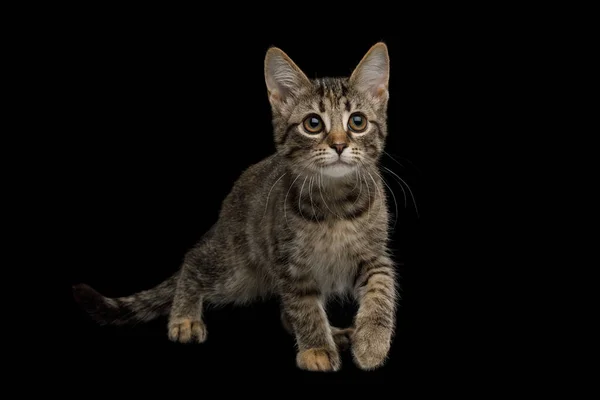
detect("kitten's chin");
top-left (321, 163), bottom-right (355, 178)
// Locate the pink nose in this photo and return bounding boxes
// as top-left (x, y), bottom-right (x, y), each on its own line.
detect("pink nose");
top-left (331, 143), bottom-right (348, 155)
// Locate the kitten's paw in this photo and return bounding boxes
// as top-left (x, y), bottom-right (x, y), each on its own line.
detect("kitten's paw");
top-left (296, 348), bottom-right (340, 372)
top-left (168, 318), bottom-right (207, 344)
top-left (331, 327), bottom-right (354, 351)
top-left (351, 323), bottom-right (391, 370)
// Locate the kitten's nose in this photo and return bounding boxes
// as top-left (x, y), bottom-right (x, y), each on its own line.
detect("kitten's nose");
top-left (331, 143), bottom-right (348, 155)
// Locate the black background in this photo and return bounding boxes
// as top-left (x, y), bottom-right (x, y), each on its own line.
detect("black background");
top-left (60, 20), bottom-right (484, 386)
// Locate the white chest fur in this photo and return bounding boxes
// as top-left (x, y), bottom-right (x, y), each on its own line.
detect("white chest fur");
top-left (295, 219), bottom-right (368, 295)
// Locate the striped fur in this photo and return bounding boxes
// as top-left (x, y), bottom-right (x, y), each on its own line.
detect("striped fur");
top-left (73, 42), bottom-right (398, 372)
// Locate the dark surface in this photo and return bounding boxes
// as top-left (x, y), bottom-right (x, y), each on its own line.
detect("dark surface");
top-left (60, 25), bottom-right (469, 385)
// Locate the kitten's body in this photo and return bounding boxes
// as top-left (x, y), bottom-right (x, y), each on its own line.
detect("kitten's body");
top-left (197, 152), bottom-right (389, 301)
top-left (74, 44), bottom-right (398, 372)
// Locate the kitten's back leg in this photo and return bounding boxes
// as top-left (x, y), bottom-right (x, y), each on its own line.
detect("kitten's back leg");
top-left (168, 263), bottom-right (207, 343)
top-left (330, 326), bottom-right (354, 351)
top-left (280, 308), bottom-right (354, 351)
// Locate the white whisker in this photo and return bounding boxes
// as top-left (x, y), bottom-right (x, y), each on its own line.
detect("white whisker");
top-left (262, 172), bottom-right (287, 222)
top-left (371, 169), bottom-right (399, 231)
top-left (379, 164), bottom-right (406, 208)
top-left (359, 161), bottom-right (385, 225)
top-left (308, 176), bottom-right (323, 228)
top-left (319, 168), bottom-right (340, 218)
top-left (382, 150), bottom-right (407, 169)
top-left (382, 166), bottom-right (419, 218)
top-left (298, 175), bottom-right (309, 220)
top-left (362, 171), bottom-right (371, 222)
top-left (352, 168), bottom-right (363, 207)
top-left (284, 174), bottom-right (302, 228)
top-left (350, 167), bottom-right (361, 192)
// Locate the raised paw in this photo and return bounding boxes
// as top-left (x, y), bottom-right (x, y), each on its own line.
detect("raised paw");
top-left (296, 348), bottom-right (340, 372)
top-left (331, 327), bottom-right (354, 351)
top-left (351, 323), bottom-right (392, 370)
top-left (168, 318), bottom-right (207, 344)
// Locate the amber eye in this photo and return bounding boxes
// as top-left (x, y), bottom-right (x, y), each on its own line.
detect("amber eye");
top-left (348, 113), bottom-right (368, 133)
top-left (303, 115), bottom-right (324, 134)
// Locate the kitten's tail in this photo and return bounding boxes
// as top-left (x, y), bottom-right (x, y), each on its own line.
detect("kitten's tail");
top-left (72, 272), bottom-right (179, 326)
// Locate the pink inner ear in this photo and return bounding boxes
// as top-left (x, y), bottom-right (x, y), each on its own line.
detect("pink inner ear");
top-left (269, 90), bottom-right (280, 103)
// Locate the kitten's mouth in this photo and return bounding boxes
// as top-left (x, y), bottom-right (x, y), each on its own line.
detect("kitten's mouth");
top-left (329, 158), bottom-right (352, 166)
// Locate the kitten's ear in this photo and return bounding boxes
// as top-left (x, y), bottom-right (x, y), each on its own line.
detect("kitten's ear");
top-left (264, 47), bottom-right (311, 105)
top-left (349, 42), bottom-right (390, 100)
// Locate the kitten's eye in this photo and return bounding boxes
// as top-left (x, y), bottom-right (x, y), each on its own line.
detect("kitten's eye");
top-left (303, 115), bottom-right (324, 134)
top-left (348, 113), bottom-right (368, 133)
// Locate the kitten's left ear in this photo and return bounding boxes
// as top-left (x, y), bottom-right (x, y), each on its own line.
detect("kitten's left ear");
top-left (350, 42), bottom-right (390, 100)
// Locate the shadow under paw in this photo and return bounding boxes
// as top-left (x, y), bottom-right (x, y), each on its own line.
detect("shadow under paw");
top-left (332, 327), bottom-right (354, 351)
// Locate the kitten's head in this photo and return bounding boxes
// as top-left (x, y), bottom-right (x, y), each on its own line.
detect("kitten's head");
top-left (265, 43), bottom-right (390, 178)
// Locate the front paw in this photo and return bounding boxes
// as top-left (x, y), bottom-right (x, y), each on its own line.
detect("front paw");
top-left (351, 322), bottom-right (392, 370)
top-left (296, 348), bottom-right (341, 372)
top-left (168, 318), bottom-right (207, 344)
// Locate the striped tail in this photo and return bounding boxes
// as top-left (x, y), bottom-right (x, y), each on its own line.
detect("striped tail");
top-left (72, 272), bottom-right (179, 326)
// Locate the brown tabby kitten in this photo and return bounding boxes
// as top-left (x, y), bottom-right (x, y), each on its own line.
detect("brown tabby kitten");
top-left (73, 42), bottom-right (398, 372)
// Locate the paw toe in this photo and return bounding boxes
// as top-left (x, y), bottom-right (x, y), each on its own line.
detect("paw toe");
top-left (168, 318), bottom-right (206, 344)
top-left (297, 348), bottom-right (340, 372)
top-left (191, 320), bottom-right (207, 343)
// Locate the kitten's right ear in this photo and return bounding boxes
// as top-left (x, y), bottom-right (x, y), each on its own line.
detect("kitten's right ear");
top-left (350, 42), bottom-right (390, 101)
top-left (264, 47), bottom-right (311, 106)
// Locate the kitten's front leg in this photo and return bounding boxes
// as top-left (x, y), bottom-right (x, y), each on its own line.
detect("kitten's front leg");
top-left (281, 289), bottom-right (340, 372)
top-left (281, 308), bottom-right (354, 351)
top-left (352, 255), bottom-right (397, 370)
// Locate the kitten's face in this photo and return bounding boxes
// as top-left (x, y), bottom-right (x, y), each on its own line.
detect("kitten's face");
top-left (265, 43), bottom-right (390, 178)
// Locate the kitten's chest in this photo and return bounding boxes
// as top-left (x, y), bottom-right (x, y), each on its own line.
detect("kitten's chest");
top-left (295, 219), bottom-right (371, 293)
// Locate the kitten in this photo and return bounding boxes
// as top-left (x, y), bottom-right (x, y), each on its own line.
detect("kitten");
top-left (73, 42), bottom-right (398, 372)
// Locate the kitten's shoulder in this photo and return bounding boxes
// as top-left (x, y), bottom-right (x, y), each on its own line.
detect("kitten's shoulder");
top-left (236, 153), bottom-right (284, 184)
